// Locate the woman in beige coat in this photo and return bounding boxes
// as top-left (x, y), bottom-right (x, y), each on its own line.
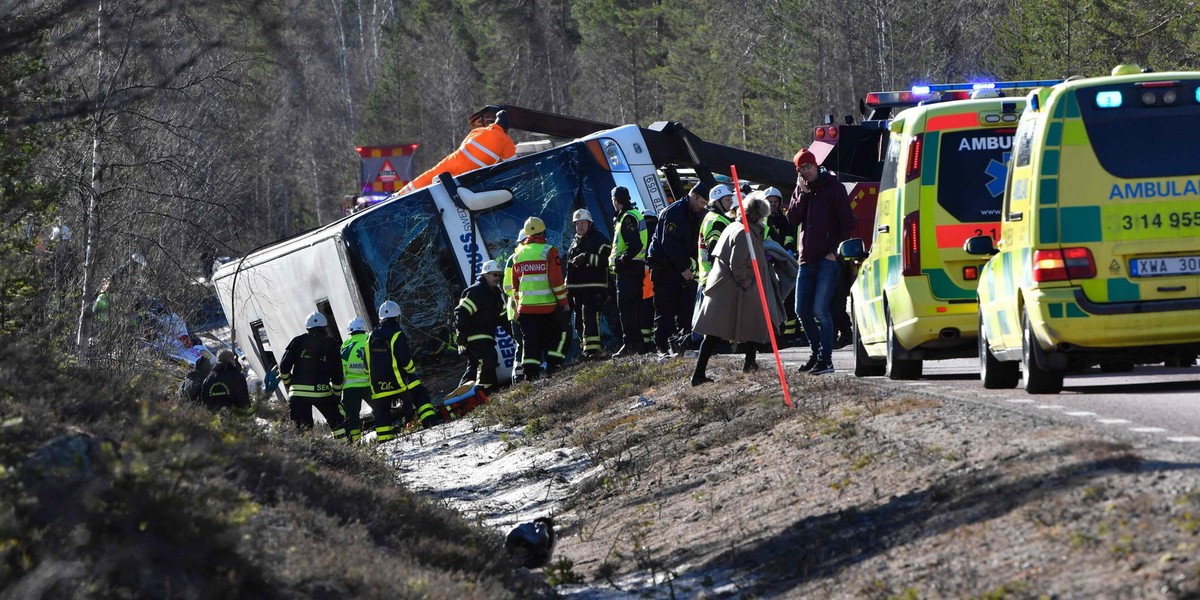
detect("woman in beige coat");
top-left (691, 194), bottom-right (784, 386)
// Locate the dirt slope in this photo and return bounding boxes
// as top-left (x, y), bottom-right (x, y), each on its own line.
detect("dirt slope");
top-left (390, 355), bottom-right (1200, 599)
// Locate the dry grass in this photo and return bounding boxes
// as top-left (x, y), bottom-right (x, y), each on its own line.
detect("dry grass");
top-left (0, 339), bottom-right (549, 599)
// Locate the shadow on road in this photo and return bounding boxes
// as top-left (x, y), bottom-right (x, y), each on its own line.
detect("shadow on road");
top-left (701, 441), bottom-right (1200, 595)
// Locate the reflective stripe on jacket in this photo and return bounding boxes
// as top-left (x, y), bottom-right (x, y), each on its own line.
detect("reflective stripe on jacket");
top-left (367, 320), bottom-right (421, 400)
top-left (399, 123), bottom-right (516, 194)
top-left (279, 331), bottom-right (344, 399)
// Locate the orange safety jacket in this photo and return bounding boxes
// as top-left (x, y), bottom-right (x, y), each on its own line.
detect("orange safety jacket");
top-left (399, 123), bottom-right (516, 194)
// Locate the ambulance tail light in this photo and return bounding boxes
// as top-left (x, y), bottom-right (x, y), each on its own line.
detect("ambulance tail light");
top-left (1033, 247), bottom-right (1096, 282)
top-left (902, 211), bottom-right (921, 277)
top-left (905, 133), bottom-right (924, 182)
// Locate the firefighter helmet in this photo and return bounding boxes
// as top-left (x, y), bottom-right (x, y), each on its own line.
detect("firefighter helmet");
top-left (378, 300), bottom-right (401, 319)
top-left (709, 184), bottom-right (733, 202)
top-left (347, 316), bottom-right (367, 332)
top-left (305, 311), bottom-right (328, 329)
top-left (523, 216), bottom-right (546, 236)
top-left (481, 260), bottom-right (503, 274)
top-left (572, 209), bottom-right (593, 223)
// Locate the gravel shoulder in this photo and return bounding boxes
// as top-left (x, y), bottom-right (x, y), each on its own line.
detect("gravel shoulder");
top-left (388, 354), bottom-right (1200, 599)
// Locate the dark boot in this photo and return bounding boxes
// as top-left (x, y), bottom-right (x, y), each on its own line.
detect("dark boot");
top-left (691, 335), bottom-right (718, 386)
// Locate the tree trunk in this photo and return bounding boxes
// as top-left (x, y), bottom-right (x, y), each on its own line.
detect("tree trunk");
top-left (76, 4), bottom-right (105, 359)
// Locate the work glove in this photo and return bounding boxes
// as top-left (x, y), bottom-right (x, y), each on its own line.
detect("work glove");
top-left (614, 255), bottom-right (629, 269)
top-left (554, 303), bottom-right (571, 329)
top-left (458, 344), bottom-right (467, 355)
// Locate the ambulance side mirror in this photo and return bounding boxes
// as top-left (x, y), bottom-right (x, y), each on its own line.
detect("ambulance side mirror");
top-left (838, 238), bottom-right (867, 260)
top-left (964, 235), bottom-right (998, 256)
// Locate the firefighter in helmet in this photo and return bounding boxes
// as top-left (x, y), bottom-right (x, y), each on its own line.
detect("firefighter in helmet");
top-left (506, 216), bottom-right (570, 380)
top-left (367, 300), bottom-right (442, 440)
top-left (279, 312), bottom-right (347, 436)
top-left (564, 208), bottom-right (611, 359)
top-left (454, 260), bottom-right (510, 392)
top-left (338, 317), bottom-right (375, 443)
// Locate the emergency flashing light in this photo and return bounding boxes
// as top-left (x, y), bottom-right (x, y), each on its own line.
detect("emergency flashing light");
top-left (1095, 91), bottom-right (1123, 108)
top-left (1196, 87), bottom-right (1200, 102)
top-left (915, 79), bottom-right (1064, 93)
top-left (912, 85), bottom-right (932, 96)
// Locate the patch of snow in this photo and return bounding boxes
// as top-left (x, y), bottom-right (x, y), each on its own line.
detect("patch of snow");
top-left (382, 417), bottom-right (596, 529)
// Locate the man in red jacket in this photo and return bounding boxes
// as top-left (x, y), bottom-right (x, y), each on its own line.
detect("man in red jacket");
top-left (787, 149), bottom-right (855, 375)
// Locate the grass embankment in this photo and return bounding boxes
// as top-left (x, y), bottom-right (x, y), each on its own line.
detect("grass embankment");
top-left (0, 340), bottom-right (548, 599)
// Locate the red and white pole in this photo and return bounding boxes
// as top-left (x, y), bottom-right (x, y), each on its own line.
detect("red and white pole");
top-left (730, 166), bottom-right (793, 409)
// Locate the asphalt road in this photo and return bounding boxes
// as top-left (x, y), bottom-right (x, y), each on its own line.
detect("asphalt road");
top-left (772, 343), bottom-right (1200, 441)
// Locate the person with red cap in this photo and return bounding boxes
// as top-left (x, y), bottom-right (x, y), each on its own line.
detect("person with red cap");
top-left (786, 148), bottom-right (855, 375)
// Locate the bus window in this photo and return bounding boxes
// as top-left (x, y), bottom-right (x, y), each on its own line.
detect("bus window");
top-left (250, 320), bottom-right (278, 372)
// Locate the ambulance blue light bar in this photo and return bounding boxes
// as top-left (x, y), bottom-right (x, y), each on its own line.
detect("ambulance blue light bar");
top-left (911, 80), bottom-right (1063, 95)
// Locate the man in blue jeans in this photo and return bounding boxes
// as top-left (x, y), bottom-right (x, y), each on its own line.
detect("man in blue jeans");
top-left (787, 149), bottom-right (855, 374)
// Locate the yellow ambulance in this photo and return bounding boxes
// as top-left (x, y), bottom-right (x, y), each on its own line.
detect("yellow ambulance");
top-left (969, 66), bottom-right (1200, 394)
top-left (842, 83), bottom-right (1051, 380)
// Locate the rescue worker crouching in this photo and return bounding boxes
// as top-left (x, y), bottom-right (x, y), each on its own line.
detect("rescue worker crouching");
top-left (564, 209), bottom-right (611, 359)
top-left (455, 260), bottom-right (510, 392)
top-left (200, 349), bottom-right (255, 417)
top-left (507, 216), bottom-right (570, 380)
top-left (368, 300), bottom-right (442, 439)
top-left (339, 317), bottom-right (378, 443)
top-left (279, 312), bottom-right (347, 437)
top-left (609, 186), bottom-right (648, 357)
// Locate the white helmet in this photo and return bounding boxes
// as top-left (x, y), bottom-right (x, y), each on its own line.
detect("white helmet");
top-left (378, 300), bottom-right (401, 319)
top-left (481, 260), bottom-right (503, 274)
top-left (305, 311), bottom-right (328, 329)
top-left (709, 184), bottom-right (733, 202)
top-left (763, 186), bottom-right (783, 200)
top-left (643, 209), bottom-right (658, 219)
top-left (572, 209), bottom-right (593, 223)
top-left (347, 316), bottom-right (367, 332)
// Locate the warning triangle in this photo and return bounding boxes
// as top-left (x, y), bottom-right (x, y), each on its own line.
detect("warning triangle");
top-left (376, 159), bottom-right (399, 182)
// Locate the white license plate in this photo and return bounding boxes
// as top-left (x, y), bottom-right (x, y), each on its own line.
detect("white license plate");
top-left (1130, 255), bottom-right (1200, 277)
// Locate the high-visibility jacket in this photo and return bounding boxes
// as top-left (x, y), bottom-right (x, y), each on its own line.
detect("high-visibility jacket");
top-left (340, 332), bottom-right (371, 389)
top-left (510, 236), bottom-right (568, 315)
top-left (279, 331), bottom-right (344, 400)
top-left (455, 277), bottom-right (507, 343)
top-left (366, 319), bottom-right (421, 401)
top-left (502, 252), bottom-right (518, 320)
top-left (610, 208), bottom-right (647, 272)
top-left (697, 209), bottom-right (732, 287)
top-left (398, 123), bottom-right (516, 194)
